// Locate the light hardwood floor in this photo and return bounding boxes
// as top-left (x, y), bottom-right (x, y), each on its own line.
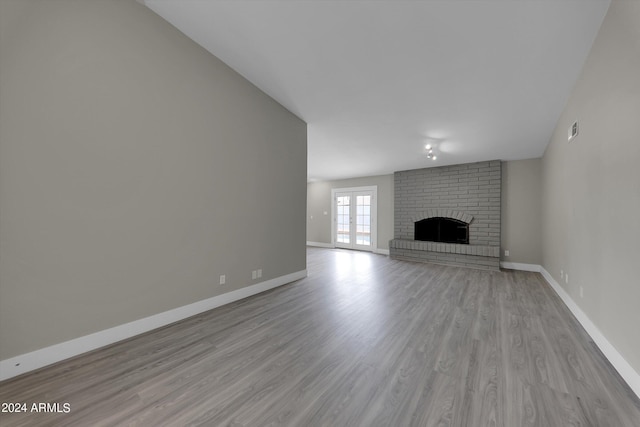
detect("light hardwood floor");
top-left (1, 247), bottom-right (639, 426)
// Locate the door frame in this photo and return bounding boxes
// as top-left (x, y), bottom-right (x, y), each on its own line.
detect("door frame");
top-left (331, 186), bottom-right (378, 252)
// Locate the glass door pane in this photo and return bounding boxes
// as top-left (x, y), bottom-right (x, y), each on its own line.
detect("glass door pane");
top-left (336, 195), bottom-right (350, 244)
top-left (355, 194), bottom-right (372, 246)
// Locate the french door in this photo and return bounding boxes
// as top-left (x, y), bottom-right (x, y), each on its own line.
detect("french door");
top-left (332, 186), bottom-right (377, 251)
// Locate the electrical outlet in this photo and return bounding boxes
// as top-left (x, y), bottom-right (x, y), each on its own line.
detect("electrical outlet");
top-left (219, 275), bottom-right (226, 285)
top-left (580, 286), bottom-right (584, 298)
top-left (257, 269), bottom-right (262, 278)
top-left (565, 273), bottom-right (569, 284)
top-left (504, 250), bottom-right (510, 257)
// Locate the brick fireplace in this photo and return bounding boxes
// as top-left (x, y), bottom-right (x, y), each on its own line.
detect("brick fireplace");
top-left (390, 160), bottom-right (501, 270)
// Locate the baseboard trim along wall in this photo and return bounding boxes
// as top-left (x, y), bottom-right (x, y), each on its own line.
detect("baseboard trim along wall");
top-left (0, 270), bottom-right (307, 382)
top-left (306, 241), bottom-right (390, 256)
top-left (306, 241), bottom-right (333, 248)
top-left (373, 248), bottom-right (390, 256)
top-left (539, 267), bottom-right (640, 399)
top-left (503, 261), bottom-right (639, 398)
top-left (500, 261), bottom-right (542, 272)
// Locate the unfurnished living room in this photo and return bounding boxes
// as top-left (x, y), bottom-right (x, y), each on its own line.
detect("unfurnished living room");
top-left (0, 0), bottom-right (639, 426)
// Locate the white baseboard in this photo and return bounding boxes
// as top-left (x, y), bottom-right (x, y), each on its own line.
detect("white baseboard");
top-left (539, 267), bottom-right (640, 399)
top-left (500, 261), bottom-right (542, 272)
top-left (496, 261), bottom-right (638, 398)
top-left (0, 270), bottom-right (307, 382)
top-left (306, 241), bottom-right (334, 248)
top-left (306, 242), bottom-right (389, 256)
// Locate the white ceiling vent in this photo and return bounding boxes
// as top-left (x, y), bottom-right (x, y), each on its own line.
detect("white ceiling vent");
top-left (568, 121), bottom-right (579, 142)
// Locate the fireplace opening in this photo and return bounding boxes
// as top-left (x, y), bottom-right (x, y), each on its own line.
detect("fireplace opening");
top-left (415, 217), bottom-right (469, 244)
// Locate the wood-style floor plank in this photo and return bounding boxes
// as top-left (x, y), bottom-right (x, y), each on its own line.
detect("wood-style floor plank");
top-left (1, 247), bottom-right (639, 426)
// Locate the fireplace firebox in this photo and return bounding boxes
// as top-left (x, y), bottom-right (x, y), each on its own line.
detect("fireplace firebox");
top-left (414, 217), bottom-right (469, 244)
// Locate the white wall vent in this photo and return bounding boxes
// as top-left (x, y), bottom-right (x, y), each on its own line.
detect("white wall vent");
top-left (568, 121), bottom-right (579, 142)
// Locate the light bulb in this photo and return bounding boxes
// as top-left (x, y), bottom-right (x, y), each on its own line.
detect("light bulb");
top-left (425, 144), bottom-right (432, 150)
top-left (432, 156), bottom-right (437, 160)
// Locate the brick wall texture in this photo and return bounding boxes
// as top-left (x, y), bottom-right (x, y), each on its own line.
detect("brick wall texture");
top-left (391, 160), bottom-right (501, 270)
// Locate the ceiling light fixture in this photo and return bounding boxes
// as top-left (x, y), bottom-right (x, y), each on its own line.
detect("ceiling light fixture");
top-left (425, 145), bottom-right (437, 161)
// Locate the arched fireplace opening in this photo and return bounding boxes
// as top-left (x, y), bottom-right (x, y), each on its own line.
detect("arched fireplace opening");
top-left (414, 217), bottom-right (469, 244)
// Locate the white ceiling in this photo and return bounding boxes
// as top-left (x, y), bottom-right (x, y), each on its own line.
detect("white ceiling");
top-left (143, 0), bottom-right (610, 181)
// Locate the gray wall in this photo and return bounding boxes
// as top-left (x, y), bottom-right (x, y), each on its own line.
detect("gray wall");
top-left (307, 175), bottom-right (394, 250)
top-left (501, 159), bottom-right (542, 264)
top-left (307, 181), bottom-right (333, 244)
top-left (0, 0), bottom-right (307, 360)
top-left (541, 0), bottom-right (640, 373)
